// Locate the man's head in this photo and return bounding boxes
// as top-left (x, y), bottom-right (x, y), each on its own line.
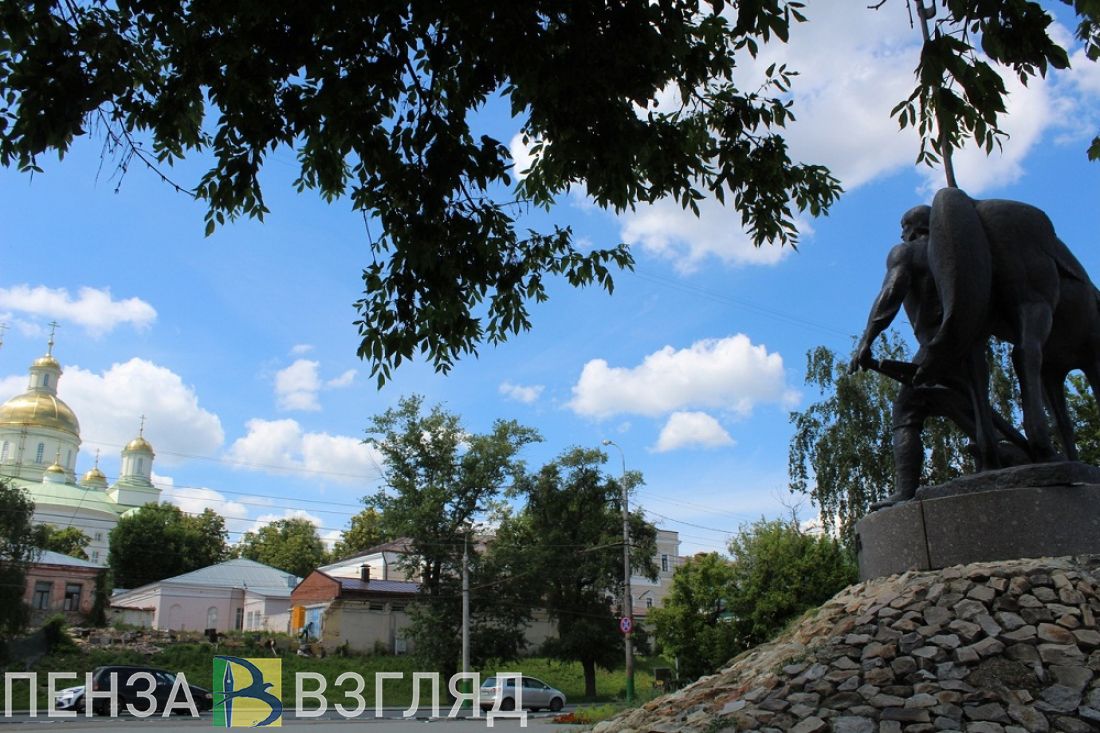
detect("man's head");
top-left (901, 204), bottom-right (931, 242)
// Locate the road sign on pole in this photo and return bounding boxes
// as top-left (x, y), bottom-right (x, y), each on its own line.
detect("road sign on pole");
top-left (619, 617), bottom-right (633, 634)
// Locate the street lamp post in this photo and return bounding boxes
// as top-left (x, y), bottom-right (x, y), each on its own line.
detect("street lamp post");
top-left (602, 439), bottom-right (634, 704)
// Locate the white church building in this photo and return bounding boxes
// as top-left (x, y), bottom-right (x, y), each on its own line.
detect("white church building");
top-left (0, 333), bottom-right (161, 565)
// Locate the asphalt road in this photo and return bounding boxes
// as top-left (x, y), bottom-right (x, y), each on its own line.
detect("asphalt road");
top-left (0, 709), bottom-right (579, 732)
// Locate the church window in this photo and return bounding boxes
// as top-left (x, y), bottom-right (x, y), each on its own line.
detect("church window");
top-left (137, 457), bottom-right (144, 474)
top-left (35, 443), bottom-right (45, 464)
top-left (94, 532), bottom-right (103, 542)
top-left (66, 450), bottom-right (72, 467)
top-left (0, 442), bottom-right (8, 462)
top-left (63, 583), bottom-right (82, 611)
top-left (33, 581), bottom-right (51, 610)
top-left (42, 374), bottom-right (49, 387)
top-left (92, 551), bottom-right (99, 562)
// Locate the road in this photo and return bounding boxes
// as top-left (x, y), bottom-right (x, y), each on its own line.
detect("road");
top-left (0, 710), bottom-right (579, 732)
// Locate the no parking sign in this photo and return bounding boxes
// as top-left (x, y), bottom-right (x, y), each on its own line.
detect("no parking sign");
top-left (619, 617), bottom-right (633, 634)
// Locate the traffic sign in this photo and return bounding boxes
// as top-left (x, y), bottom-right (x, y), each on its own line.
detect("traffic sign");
top-left (619, 617), bottom-right (633, 634)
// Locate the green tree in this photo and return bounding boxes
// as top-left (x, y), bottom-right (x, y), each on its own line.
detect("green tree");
top-left (108, 503), bottom-right (229, 587)
top-left (237, 518), bottom-right (327, 579)
top-left (331, 508), bottom-right (390, 559)
top-left (649, 552), bottom-right (741, 681)
top-left (500, 447), bottom-right (657, 698)
top-left (365, 395), bottom-right (541, 678)
top-left (1066, 374), bottom-right (1100, 465)
top-left (724, 518), bottom-right (856, 650)
top-left (33, 524), bottom-right (91, 560)
top-left (0, 479), bottom-right (37, 635)
top-left (3, 4), bottom-right (1094, 381)
top-left (790, 335), bottom-right (1023, 542)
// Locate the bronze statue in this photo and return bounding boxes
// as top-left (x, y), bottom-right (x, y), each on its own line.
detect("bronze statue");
top-left (852, 188), bottom-right (1100, 502)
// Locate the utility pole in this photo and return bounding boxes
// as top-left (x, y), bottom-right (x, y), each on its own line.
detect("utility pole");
top-left (602, 439), bottom-right (634, 704)
top-left (462, 530), bottom-right (470, 682)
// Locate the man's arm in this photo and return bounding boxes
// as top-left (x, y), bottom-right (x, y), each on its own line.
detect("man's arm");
top-left (850, 244), bottom-right (912, 372)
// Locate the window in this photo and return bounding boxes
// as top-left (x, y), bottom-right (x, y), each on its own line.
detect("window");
top-left (42, 374), bottom-right (49, 387)
top-left (661, 554), bottom-right (669, 573)
top-left (66, 449), bottom-right (72, 467)
top-left (0, 442), bottom-right (8, 462)
top-left (207, 606), bottom-right (218, 628)
top-left (646, 598), bottom-right (654, 609)
top-left (235, 607), bottom-right (244, 630)
top-left (33, 581), bottom-right (51, 610)
top-left (92, 551), bottom-right (99, 562)
top-left (35, 443), bottom-right (45, 464)
top-left (63, 583), bottom-right (82, 611)
top-left (369, 601), bottom-right (384, 611)
top-left (137, 457), bottom-right (144, 474)
top-left (94, 532), bottom-right (103, 542)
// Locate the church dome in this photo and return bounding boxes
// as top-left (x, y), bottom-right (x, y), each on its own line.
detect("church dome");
top-left (124, 435), bottom-right (154, 454)
top-left (81, 465), bottom-right (108, 489)
top-left (32, 354), bottom-right (60, 370)
top-left (0, 391), bottom-right (81, 436)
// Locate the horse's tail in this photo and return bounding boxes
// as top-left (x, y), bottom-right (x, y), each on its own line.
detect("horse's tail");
top-left (922, 187), bottom-right (992, 379)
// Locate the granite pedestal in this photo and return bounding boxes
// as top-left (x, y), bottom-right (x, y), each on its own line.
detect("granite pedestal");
top-left (856, 461), bottom-right (1100, 580)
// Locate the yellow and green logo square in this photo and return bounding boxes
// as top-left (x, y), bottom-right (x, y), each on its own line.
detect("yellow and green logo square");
top-left (212, 656), bottom-right (283, 727)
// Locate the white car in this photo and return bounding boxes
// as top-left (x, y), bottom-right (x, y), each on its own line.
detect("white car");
top-left (479, 676), bottom-right (566, 712)
top-left (54, 685), bottom-right (85, 711)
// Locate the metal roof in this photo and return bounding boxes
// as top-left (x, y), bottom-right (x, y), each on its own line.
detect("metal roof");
top-left (337, 577), bottom-right (419, 595)
top-left (34, 548), bottom-right (103, 569)
top-left (130, 558), bottom-right (300, 593)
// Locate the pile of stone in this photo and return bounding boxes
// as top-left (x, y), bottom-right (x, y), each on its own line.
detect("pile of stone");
top-left (596, 556), bottom-right (1100, 733)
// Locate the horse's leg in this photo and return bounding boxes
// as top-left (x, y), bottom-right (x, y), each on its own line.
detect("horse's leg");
top-left (1043, 367), bottom-right (1075, 460)
top-left (966, 346), bottom-right (1000, 471)
top-left (1013, 302), bottom-right (1057, 461)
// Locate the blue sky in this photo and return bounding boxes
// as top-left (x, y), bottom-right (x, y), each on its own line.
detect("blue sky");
top-left (2, 2), bottom-right (1099, 556)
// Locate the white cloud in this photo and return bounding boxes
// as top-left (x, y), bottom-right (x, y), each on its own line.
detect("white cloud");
top-left (0, 285), bottom-right (156, 336)
top-left (499, 381), bottom-right (544, 404)
top-left (54, 358), bottom-right (224, 466)
top-left (509, 132), bottom-right (538, 179)
top-left (274, 360), bottom-right (358, 412)
top-left (326, 369), bottom-right (357, 389)
top-left (654, 412), bottom-right (735, 453)
top-left (154, 472), bottom-right (256, 536)
top-left (568, 334), bottom-right (796, 419)
top-left (226, 418), bottom-right (383, 486)
top-left (614, 6), bottom-right (1100, 269)
top-left (290, 344), bottom-right (314, 355)
top-left (275, 359), bottom-right (322, 411)
top-left (620, 198), bottom-right (793, 273)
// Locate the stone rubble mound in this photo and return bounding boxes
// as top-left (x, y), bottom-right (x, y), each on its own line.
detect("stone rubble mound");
top-left (596, 556), bottom-right (1100, 733)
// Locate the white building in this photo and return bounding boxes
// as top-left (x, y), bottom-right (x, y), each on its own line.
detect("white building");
top-left (0, 334), bottom-right (162, 565)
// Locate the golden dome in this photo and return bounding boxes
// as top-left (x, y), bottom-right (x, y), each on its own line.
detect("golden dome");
top-left (81, 465), bottom-right (108, 488)
top-left (0, 391), bottom-right (80, 436)
top-left (125, 436), bottom-right (154, 454)
top-left (45, 461), bottom-right (65, 474)
top-left (31, 354), bottom-right (61, 370)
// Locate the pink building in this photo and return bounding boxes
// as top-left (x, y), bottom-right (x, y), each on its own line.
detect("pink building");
top-left (24, 550), bottom-right (105, 626)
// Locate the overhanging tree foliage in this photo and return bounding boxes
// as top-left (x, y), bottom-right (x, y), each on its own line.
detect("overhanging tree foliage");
top-left (364, 395), bottom-right (541, 678)
top-left (0, 479), bottom-right (37, 635)
top-left (331, 508), bottom-right (390, 560)
top-left (108, 504), bottom-right (229, 588)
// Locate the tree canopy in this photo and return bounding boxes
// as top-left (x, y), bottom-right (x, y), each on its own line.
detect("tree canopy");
top-left (0, 479), bottom-right (37, 635)
top-left (649, 552), bottom-right (741, 681)
top-left (1, 3), bottom-right (1096, 381)
top-left (364, 395), bottom-right (541, 676)
top-left (331, 508), bottom-right (390, 560)
top-left (237, 517), bottom-right (327, 579)
top-left (108, 503), bottom-right (229, 587)
top-left (499, 447), bottom-right (657, 698)
top-left (33, 524), bottom-right (91, 560)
